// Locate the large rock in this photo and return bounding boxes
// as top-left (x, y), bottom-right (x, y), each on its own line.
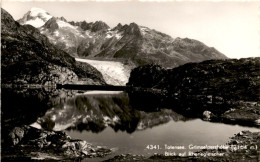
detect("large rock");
top-left (8, 127), bottom-right (25, 145)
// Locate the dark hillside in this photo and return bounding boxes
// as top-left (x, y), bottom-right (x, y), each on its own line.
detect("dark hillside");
top-left (1, 8), bottom-right (105, 85)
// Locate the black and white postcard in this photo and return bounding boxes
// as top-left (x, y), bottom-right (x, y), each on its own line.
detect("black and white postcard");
top-left (1, 0), bottom-right (259, 161)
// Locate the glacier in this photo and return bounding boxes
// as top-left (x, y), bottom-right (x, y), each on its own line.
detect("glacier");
top-left (75, 58), bottom-right (130, 86)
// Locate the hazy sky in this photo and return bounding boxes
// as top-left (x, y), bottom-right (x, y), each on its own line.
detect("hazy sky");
top-left (2, 1), bottom-right (260, 58)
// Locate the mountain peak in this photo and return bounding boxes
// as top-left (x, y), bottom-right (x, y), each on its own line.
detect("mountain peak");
top-left (124, 22), bottom-right (141, 36)
top-left (18, 7), bottom-right (52, 28)
top-left (129, 22), bottom-right (138, 27)
top-left (59, 16), bottom-right (67, 22)
top-left (91, 21), bottom-right (109, 32)
top-left (112, 23), bottom-right (123, 31)
top-left (29, 7), bottom-right (48, 14)
top-left (117, 23), bottom-right (122, 27)
top-left (43, 17), bottom-right (59, 31)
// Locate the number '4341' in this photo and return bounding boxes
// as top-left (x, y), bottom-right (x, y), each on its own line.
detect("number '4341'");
top-left (146, 145), bottom-right (160, 149)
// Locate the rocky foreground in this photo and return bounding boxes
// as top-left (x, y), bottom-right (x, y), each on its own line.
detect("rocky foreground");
top-left (3, 126), bottom-right (258, 161)
top-left (2, 125), bottom-right (112, 161)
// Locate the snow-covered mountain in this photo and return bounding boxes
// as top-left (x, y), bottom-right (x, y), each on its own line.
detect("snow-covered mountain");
top-left (16, 8), bottom-right (228, 85)
top-left (18, 7), bottom-right (52, 28)
top-left (18, 8), bottom-right (227, 68)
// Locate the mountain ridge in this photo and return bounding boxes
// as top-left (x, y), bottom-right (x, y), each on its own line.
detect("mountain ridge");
top-left (18, 7), bottom-right (228, 69)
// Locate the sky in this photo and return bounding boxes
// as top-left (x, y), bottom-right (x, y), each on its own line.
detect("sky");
top-left (2, 1), bottom-right (260, 58)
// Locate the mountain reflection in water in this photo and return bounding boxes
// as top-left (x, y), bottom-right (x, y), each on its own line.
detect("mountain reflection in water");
top-left (2, 89), bottom-right (186, 134)
top-left (30, 90), bottom-right (186, 133)
top-left (2, 89), bottom-right (259, 157)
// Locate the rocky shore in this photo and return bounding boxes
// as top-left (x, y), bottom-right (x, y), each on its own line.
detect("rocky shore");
top-left (2, 125), bottom-right (112, 161)
top-left (127, 58), bottom-right (260, 127)
top-left (3, 124), bottom-right (259, 161)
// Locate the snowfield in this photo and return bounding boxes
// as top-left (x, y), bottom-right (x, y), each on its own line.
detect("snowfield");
top-left (75, 58), bottom-right (131, 86)
top-left (22, 7), bottom-right (53, 28)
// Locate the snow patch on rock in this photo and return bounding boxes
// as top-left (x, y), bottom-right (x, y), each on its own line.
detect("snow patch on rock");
top-left (24, 17), bottom-right (46, 28)
top-left (115, 33), bottom-right (123, 39)
top-left (54, 31), bottom-right (59, 36)
top-left (57, 20), bottom-right (77, 29)
top-left (85, 30), bottom-right (93, 38)
top-left (139, 26), bottom-right (149, 35)
top-left (106, 30), bottom-right (122, 39)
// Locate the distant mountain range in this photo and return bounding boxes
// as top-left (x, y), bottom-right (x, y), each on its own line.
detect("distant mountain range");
top-left (18, 7), bottom-right (228, 68)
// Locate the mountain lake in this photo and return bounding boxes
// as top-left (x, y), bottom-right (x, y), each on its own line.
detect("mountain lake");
top-left (2, 89), bottom-right (259, 161)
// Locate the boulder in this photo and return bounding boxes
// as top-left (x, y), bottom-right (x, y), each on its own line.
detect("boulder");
top-left (203, 111), bottom-right (212, 121)
top-left (8, 127), bottom-right (25, 145)
top-left (255, 119), bottom-right (260, 125)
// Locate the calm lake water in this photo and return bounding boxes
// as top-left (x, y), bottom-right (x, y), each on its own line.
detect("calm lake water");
top-left (2, 89), bottom-right (259, 160)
